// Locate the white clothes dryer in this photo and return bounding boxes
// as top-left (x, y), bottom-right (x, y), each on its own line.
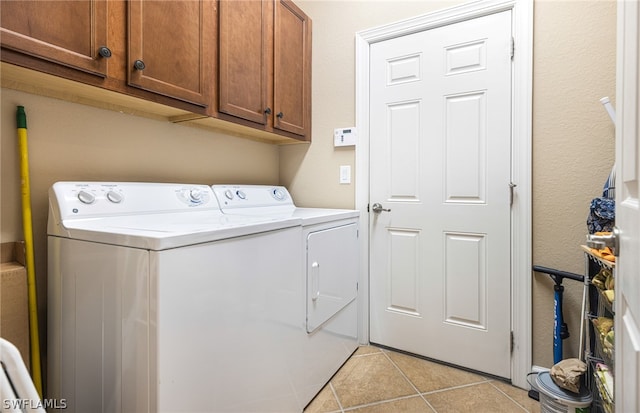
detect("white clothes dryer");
top-left (47, 182), bottom-right (308, 413)
top-left (212, 185), bottom-right (360, 406)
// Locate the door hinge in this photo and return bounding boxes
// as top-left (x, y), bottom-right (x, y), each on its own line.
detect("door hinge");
top-left (510, 36), bottom-right (515, 60)
top-left (510, 331), bottom-right (515, 354)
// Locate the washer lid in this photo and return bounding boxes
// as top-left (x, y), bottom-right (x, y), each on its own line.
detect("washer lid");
top-left (53, 210), bottom-right (300, 250)
top-left (535, 371), bottom-right (592, 406)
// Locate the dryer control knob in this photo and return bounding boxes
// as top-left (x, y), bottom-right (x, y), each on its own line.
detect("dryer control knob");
top-left (77, 190), bottom-right (96, 205)
top-left (224, 189), bottom-right (234, 200)
top-left (106, 191), bottom-right (124, 203)
top-left (272, 188), bottom-right (286, 201)
top-left (236, 190), bottom-right (246, 200)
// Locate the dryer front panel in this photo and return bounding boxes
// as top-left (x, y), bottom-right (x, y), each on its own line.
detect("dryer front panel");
top-left (306, 223), bottom-right (359, 333)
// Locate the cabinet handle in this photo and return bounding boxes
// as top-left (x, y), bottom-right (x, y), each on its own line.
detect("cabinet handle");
top-left (264, 107), bottom-right (272, 115)
top-left (133, 60), bottom-right (146, 71)
top-left (276, 112), bottom-right (284, 119)
top-left (98, 46), bottom-right (112, 58)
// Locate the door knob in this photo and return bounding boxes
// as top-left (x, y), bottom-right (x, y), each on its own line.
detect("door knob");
top-left (586, 226), bottom-right (620, 256)
top-left (371, 203), bottom-right (391, 213)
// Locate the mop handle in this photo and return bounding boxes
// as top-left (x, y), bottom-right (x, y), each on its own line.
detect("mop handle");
top-left (17, 106), bottom-right (43, 398)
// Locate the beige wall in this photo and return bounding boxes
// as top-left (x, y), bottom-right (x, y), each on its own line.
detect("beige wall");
top-left (532, 0), bottom-right (616, 366)
top-left (280, 0), bottom-right (617, 368)
top-left (0, 0), bottom-right (617, 373)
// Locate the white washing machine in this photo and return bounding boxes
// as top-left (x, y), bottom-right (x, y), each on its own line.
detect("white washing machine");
top-left (212, 185), bottom-right (359, 406)
top-left (47, 182), bottom-right (309, 413)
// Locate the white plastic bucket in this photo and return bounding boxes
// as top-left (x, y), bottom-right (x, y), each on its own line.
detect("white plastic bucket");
top-left (536, 371), bottom-right (592, 413)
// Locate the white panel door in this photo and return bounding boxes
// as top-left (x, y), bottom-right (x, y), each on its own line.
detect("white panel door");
top-left (615, 0), bottom-right (640, 410)
top-left (369, 10), bottom-right (512, 378)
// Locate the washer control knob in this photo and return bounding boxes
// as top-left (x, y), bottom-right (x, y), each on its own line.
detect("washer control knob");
top-left (224, 189), bottom-right (234, 200)
top-left (106, 191), bottom-right (123, 203)
top-left (236, 190), bottom-right (246, 200)
top-left (272, 188), bottom-right (286, 201)
top-left (77, 190), bottom-right (96, 205)
top-left (189, 188), bottom-right (203, 203)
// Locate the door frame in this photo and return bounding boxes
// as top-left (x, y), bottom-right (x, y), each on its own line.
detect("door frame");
top-left (355, 0), bottom-right (533, 389)
top-left (614, 0), bottom-right (640, 408)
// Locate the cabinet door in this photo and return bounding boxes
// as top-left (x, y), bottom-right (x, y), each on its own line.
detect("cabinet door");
top-left (0, 0), bottom-right (109, 77)
top-left (218, 0), bottom-right (271, 125)
top-left (273, 0), bottom-right (311, 137)
top-left (128, 0), bottom-right (215, 107)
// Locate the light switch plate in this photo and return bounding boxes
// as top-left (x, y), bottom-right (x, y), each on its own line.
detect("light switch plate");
top-left (334, 127), bottom-right (357, 147)
top-left (339, 165), bottom-right (351, 184)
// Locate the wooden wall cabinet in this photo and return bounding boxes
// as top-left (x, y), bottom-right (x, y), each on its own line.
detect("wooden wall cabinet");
top-left (1, 0), bottom-right (215, 112)
top-left (128, 0), bottom-right (215, 108)
top-left (218, 0), bottom-right (311, 141)
top-left (1, 0), bottom-right (311, 144)
top-left (0, 0), bottom-right (110, 77)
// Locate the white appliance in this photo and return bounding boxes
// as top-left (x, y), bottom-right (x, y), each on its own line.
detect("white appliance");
top-left (47, 182), bottom-right (310, 413)
top-left (212, 185), bottom-right (360, 404)
top-left (1, 338), bottom-right (46, 412)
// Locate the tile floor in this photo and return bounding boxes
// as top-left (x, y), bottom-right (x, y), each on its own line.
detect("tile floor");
top-left (304, 345), bottom-right (540, 413)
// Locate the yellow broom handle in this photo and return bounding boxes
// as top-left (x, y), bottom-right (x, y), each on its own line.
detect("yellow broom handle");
top-left (17, 106), bottom-right (43, 398)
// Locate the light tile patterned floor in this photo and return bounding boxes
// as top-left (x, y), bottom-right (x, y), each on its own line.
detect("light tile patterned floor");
top-left (304, 346), bottom-right (541, 413)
